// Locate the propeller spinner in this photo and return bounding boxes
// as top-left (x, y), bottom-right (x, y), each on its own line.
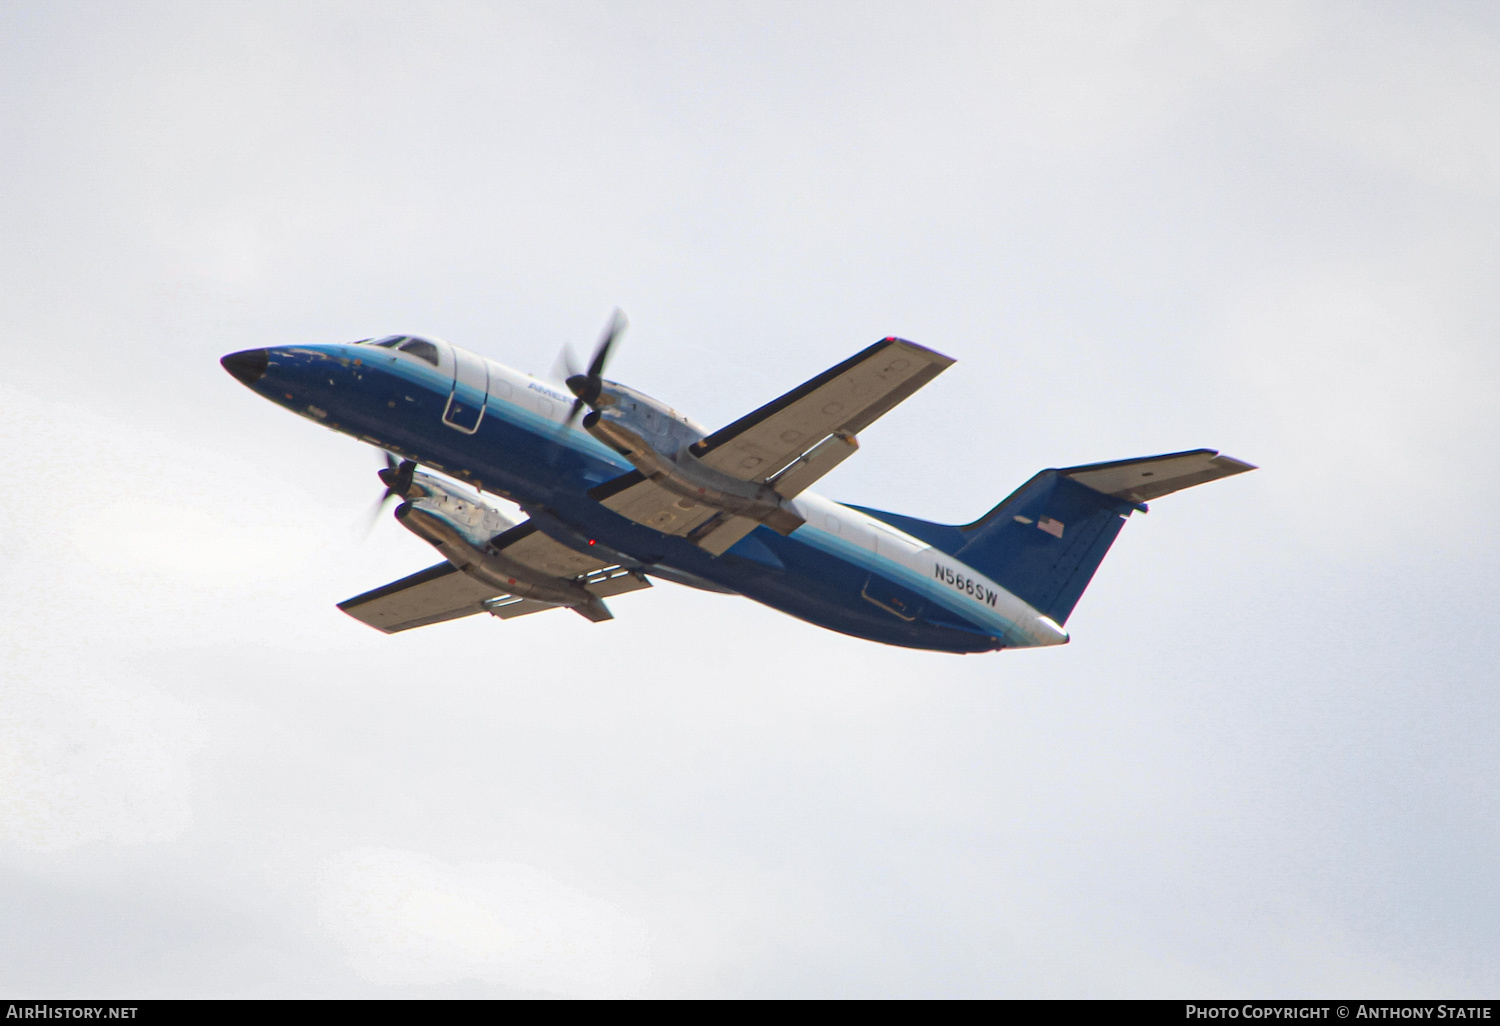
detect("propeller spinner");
top-left (563, 308), bottom-right (627, 426)
top-left (363, 451), bottom-right (417, 536)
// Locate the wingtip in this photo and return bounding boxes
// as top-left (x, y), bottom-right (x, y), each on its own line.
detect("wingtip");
top-left (1211, 452), bottom-right (1259, 474)
top-left (882, 336), bottom-right (956, 366)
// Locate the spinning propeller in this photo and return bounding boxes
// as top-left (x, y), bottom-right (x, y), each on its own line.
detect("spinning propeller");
top-left (362, 451), bottom-right (417, 536)
top-left (562, 309), bottom-right (627, 426)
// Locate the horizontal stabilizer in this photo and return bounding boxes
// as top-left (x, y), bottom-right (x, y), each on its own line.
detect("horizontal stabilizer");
top-left (1060, 449), bottom-right (1256, 505)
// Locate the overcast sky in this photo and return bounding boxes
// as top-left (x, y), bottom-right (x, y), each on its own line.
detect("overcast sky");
top-left (2, 0), bottom-right (1498, 998)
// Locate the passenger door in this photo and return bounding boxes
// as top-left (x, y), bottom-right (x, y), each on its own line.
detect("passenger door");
top-left (443, 347), bottom-right (489, 434)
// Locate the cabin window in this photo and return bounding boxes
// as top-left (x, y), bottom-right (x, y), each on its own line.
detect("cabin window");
top-left (397, 338), bottom-right (440, 366)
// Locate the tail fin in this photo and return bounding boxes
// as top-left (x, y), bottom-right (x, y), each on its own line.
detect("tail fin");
top-left (851, 449), bottom-right (1255, 625)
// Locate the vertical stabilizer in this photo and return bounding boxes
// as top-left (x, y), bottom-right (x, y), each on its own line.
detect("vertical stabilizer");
top-left (850, 449), bottom-right (1254, 625)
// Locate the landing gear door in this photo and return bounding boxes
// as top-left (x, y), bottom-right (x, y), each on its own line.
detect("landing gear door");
top-left (443, 347), bottom-right (489, 434)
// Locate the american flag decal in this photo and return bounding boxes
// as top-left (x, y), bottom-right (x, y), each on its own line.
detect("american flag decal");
top-left (1038, 516), bottom-right (1064, 538)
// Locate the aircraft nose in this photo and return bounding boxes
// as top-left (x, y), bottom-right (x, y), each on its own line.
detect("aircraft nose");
top-left (220, 348), bottom-right (269, 386)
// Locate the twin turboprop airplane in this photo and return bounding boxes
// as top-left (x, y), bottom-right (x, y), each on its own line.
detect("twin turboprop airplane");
top-left (221, 315), bottom-right (1254, 654)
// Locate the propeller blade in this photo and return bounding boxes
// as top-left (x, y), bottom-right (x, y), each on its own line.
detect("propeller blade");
top-left (587, 308), bottom-right (626, 379)
top-left (361, 490), bottom-right (399, 538)
top-left (364, 453), bottom-right (417, 538)
top-left (551, 343), bottom-right (582, 385)
top-left (565, 396), bottom-right (587, 427)
top-left (563, 309), bottom-right (626, 414)
top-left (554, 309), bottom-right (626, 463)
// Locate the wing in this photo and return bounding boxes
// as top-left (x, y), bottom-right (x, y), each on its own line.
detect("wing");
top-left (337, 562), bottom-right (501, 633)
top-left (339, 523), bottom-right (652, 633)
top-left (689, 336), bottom-right (953, 493)
top-left (586, 338), bottom-right (953, 554)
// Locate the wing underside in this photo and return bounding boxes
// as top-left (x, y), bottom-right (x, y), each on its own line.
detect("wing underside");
top-left (337, 562), bottom-right (498, 633)
top-left (338, 522), bottom-right (651, 633)
top-left (588, 471), bottom-right (761, 556)
top-left (691, 337), bottom-right (953, 489)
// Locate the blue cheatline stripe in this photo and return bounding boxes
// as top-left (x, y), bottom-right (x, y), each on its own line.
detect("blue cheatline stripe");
top-left (792, 525), bottom-right (1025, 643)
top-left (485, 396), bottom-right (626, 464)
top-left (373, 355), bottom-right (627, 465)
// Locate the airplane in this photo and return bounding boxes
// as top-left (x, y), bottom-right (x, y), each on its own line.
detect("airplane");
top-left (220, 315), bottom-right (1254, 654)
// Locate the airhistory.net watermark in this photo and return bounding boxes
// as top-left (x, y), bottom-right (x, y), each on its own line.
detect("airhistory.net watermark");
top-left (5, 1008), bottom-right (138, 1019)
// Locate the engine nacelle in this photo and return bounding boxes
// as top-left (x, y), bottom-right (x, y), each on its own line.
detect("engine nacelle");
top-left (583, 385), bottom-right (805, 535)
top-left (389, 472), bottom-right (605, 613)
top-left (396, 470), bottom-right (517, 545)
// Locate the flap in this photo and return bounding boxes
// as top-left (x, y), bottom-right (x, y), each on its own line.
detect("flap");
top-left (1061, 449), bottom-right (1257, 504)
top-left (579, 564), bottom-right (655, 598)
top-left (490, 521), bottom-right (617, 577)
top-left (337, 562), bottom-right (499, 634)
top-left (587, 472), bottom-right (767, 557)
top-left (590, 470), bottom-right (721, 537)
top-left (482, 595), bottom-right (563, 620)
top-left (689, 337), bottom-right (953, 483)
top-left (693, 514), bottom-right (761, 556)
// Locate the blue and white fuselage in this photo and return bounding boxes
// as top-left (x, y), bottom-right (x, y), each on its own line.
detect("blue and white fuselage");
top-left (222, 332), bottom-right (1254, 653)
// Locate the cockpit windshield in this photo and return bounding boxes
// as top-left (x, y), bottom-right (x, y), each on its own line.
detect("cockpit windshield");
top-left (397, 338), bottom-right (440, 366)
top-left (363, 334), bottom-right (441, 366)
